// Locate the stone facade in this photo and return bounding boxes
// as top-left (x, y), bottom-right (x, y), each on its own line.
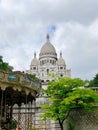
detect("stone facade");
top-left (27, 34), bottom-right (71, 83)
top-left (26, 34), bottom-right (71, 130)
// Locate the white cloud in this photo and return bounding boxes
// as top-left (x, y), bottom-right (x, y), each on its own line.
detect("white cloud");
top-left (0, 0), bottom-right (98, 80)
top-left (52, 20), bottom-right (98, 79)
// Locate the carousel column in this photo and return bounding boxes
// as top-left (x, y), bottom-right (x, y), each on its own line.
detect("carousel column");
top-left (27, 102), bottom-right (29, 128)
top-left (25, 95), bottom-right (27, 130)
top-left (0, 90), bottom-right (4, 129)
top-left (27, 101), bottom-right (31, 129)
top-left (18, 104), bottom-right (21, 130)
top-left (30, 100), bottom-right (35, 129)
top-left (28, 101), bottom-right (32, 129)
top-left (30, 101), bottom-right (32, 127)
top-left (34, 100), bottom-right (36, 129)
top-left (4, 91), bottom-right (7, 121)
top-left (6, 105), bottom-right (13, 130)
top-left (10, 106), bottom-right (13, 122)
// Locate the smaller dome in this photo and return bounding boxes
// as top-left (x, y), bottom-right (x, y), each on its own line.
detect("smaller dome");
top-left (57, 52), bottom-right (66, 66)
top-left (31, 52), bottom-right (39, 66)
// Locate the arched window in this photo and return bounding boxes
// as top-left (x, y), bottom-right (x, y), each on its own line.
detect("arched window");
top-left (60, 74), bottom-right (63, 77)
top-left (33, 67), bottom-right (36, 70)
top-left (46, 80), bottom-right (49, 82)
top-left (41, 80), bottom-right (44, 83)
top-left (60, 67), bottom-right (63, 69)
top-left (47, 69), bottom-right (49, 74)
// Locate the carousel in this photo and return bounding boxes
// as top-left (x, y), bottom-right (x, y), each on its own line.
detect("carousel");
top-left (0, 69), bottom-right (41, 130)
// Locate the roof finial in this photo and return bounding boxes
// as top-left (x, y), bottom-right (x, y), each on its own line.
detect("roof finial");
top-left (60, 51), bottom-right (62, 58)
top-left (46, 34), bottom-right (49, 40)
top-left (34, 51), bottom-right (36, 58)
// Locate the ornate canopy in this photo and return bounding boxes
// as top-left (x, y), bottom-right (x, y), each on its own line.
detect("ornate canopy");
top-left (0, 70), bottom-right (41, 129)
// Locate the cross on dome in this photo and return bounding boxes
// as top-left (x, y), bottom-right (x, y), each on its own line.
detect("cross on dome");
top-left (60, 51), bottom-right (62, 58)
top-left (46, 34), bottom-right (50, 41)
top-left (34, 52), bottom-right (36, 58)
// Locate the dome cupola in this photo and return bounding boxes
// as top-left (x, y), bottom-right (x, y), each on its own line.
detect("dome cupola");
top-left (57, 52), bottom-right (66, 66)
top-left (39, 34), bottom-right (57, 60)
top-left (31, 52), bottom-right (39, 66)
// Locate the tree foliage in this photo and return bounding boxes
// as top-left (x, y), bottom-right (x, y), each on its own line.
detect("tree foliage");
top-left (41, 77), bottom-right (98, 130)
top-left (0, 56), bottom-right (13, 71)
top-left (62, 88), bottom-right (98, 112)
top-left (29, 73), bottom-right (37, 79)
top-left (89, 73), bottom-right (98, 87)
top-left (93, 74), bottom-right (98, 87)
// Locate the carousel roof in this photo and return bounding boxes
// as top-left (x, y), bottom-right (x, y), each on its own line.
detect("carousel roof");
top-left (0, 70), bottom-right (41, 105)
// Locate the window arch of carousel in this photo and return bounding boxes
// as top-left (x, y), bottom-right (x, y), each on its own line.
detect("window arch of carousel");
top-left (0, 70), bottom-right (41, 130)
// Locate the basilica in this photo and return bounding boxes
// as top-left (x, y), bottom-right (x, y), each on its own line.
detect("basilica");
top-left (26, 34), bottom-right (71, 129)
top-left (27, 34), bottom-right (71, 84)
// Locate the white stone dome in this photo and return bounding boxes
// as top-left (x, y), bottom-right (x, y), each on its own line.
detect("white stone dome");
top-left (57, 52), bottom-right (66, 66)
top-left (39, 34), bottom-right (57, 60)
top-left (31, 52), bottom-right (38, 66)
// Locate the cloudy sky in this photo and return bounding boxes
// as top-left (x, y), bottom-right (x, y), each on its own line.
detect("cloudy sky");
top-left (0, 0), bottom-right (98, 80)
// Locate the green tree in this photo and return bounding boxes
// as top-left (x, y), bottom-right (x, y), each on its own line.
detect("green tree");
top-left (8, 119), bottom-right (17, 129)
top-left (92, 73), bottom-right (98, 87)
top-left (89, 74), bottom-right (98, 87)
top-left (0, 56), bottom-right (13, 71)
top-left (61, 88), bottom-right (98, 113)
top-left (88, 80), bottom-right (94, 87)
top-left (29, 73), bottom-right (37, 79)
top-left (41, 78), bottom-right (98, 130)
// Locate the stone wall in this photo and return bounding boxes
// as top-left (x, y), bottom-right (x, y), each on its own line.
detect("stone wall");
top-left (66, 109), bottom-right (98, 130)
